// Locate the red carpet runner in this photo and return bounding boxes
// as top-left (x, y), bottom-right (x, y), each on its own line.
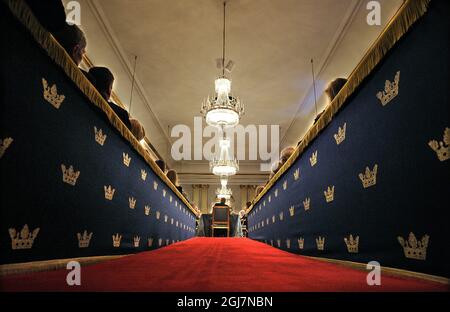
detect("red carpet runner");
top-left (1, 238), bottom-right (448, 291)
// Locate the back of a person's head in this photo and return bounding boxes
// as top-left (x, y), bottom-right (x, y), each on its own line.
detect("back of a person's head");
top-left (271, 160), bottom-right (282, 174)
top-left (280, 146), bottom-right (295, 163)
top-left (130, 118), bottom-right (146, 141)
top-left (220, 198), bottom-right (226, 205)
top-left (166, 169), bottom-right (178, 186)
top-left (88, 67), bottom-right (114, 100)
top-left (53, 24), bottom-right (86, 66)
top-left (325, 78), bottom-right (348, 102)
top-left (155, 159), bottom-right (166, 173)
top-left (255, 185), bottom-right (264, 196)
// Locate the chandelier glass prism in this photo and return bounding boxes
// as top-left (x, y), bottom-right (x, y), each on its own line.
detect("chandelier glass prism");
top-left (210, 138), bottom-right (239, 176)
top-left (216, 176), bottom-right (232, 199)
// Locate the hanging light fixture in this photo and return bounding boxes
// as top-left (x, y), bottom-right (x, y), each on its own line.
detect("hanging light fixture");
top-left (216, 176), bottom-right (232, 199)
top-left (200, 1), bottom-right (244, 127)
top-left (210, 138), bottom-right (239, 176)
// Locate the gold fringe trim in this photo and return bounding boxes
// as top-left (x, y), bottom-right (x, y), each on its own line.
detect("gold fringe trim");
top-left (3, 0), bottom-right (197, 216)
top-left (304, 256), bottom-right (450, 286)
top-left (0, 255), bottom-right (128, 276)
top-left (249, 0), bottom-right (431, 211)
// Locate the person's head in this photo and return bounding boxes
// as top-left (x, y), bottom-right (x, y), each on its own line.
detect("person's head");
top-left (255, 185), bottom-right (264, 196)
top-left (280, 146), bottom-right (295, 164)
top-left (220, 198), bottom-right (226, 205)
top-left (271, 160), bottom-right (282, 174)
top-left (54, 24), bottom-right (87, 66)
top-left (155, 159), bottom-right (166, 173)
top-left (166, 169), bottom-right (178, 186)
top-left (325, 78), bottom-right (347, 102)
top-left (88, 67), bottom-right (114, 101)
top-left (130, 118), bottom-right (146, 141)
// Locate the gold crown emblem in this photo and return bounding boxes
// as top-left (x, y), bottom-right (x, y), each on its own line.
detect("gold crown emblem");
top-left (289, 206), bottom-right (295, 217)
top-left (156, 211), bottom-right (161, 220)
top-left (398, 232), bottom-right (429, 260)
top-left (344, 234), bottom-right (359, 253)
top-left (277, 239), bottom-right (281, 248)
top-left (279, 211), bottom-right (284, 221)
top-left (428, 127), bottom-right (449, 162)
top-left (122, 153), bottom-right (131, 167)
top-left (176, 221), bottom-right (179, 227)
top-left (61, 164), bottom-right (80, 186)
top-left (294, 168), bottom-right (300, 181)
top-left (316, 236), bottom-right (325, 251)
top-left (9, 224), bottom-right (40, 250)
top-left (170, 195), bottom-right (173, 203)
top-left (266, 218), bottom-right (269, 225)
top-left (283, 180), bottom-right (288, 190)
top-left (324, 186), bottom-right (335, 202)
top-left (158, 238), bottom-right (163, 246)
top-left (141, 169), bottom-right (147, 181)
top-left (144, 205), bottom-right (151, 216)
top-left (94, 127), bottom-right (107, 146)
top-left (104, 185), bottom-right (115, 200)
top-left (286, 239), bottom-right (291, 249)
top-left (129, 197), bottom-right (136, 209)
top-left (163, 189), bottom-right (167, 197)
top-left (133, 236), bottom-right (140, 248)
top-left (359, 164), bottom-right (378, 188)
top-left (298, 237), bottom-right (304, 250)
top-left (310, 151), bottom-right (318, 166)
top-left (0, 137), bottom-right (13, 159)
top-left (153, 181), bottom-right (158, 190)
top-left (334, 122), bottom-right (347, 145)
top-left (272, 215), bottom-right (276, 223)
top-left (77, 230), bottom-right (93, 248)
top-left (263, 200), bottom-right (266, 207)
top-left (171, 218), bottom-right (174, 225)
top-left (112, 233), bottom-right (122, 247)
top-left (148, 238), bottom-right (153, 247)
top-left (377, 71), bottom-right (400, 106)
top-left (42, 78), bottom-right (65, 109)
top-left (274, 189), bottom-right (278, 197)
top-left (164, 215), bottom-right (168, 223)
top-left (261, 221), bottom-right (264, 228)
top-left (303, 198), bottom-right (311, 211)
top-left (268, 195), bottom-right (271, 203)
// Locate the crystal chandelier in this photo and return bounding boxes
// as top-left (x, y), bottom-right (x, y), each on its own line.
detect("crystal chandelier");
top-left (209, 138), bottom-right (239, 176)
top-left (200, 2), bottom-right (244, 127)
top-left (216, 176), bottom-right (232, 199)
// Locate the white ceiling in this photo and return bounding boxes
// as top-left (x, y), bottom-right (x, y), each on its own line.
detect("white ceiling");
top-left (76, 0), bottom-right (402, 182)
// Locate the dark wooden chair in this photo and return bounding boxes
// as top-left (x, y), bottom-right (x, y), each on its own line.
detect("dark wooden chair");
top-left (211, 204), bottom-right (230, 237)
